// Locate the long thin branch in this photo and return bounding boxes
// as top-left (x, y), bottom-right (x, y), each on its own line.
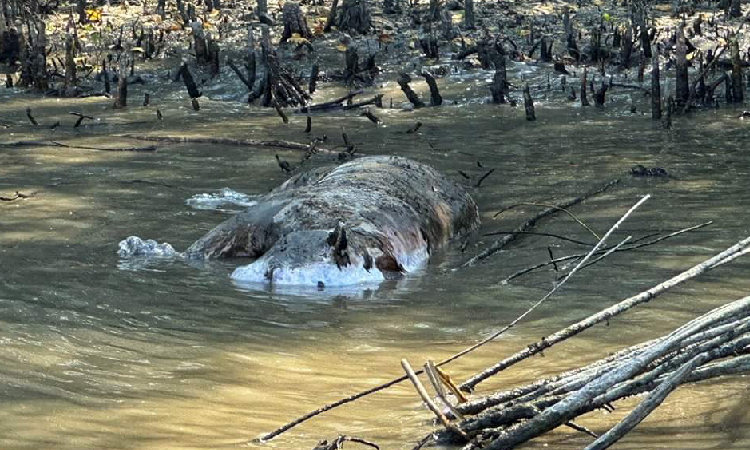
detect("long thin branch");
top-left (483, 230), bottom-right (594, 246)
top-left (503, 221), bottom-right (713, 283)
top-left (460, 179), bottom-right (619, 268)
top-left (117, 134), bottom-right (334, 153)
top-left (493, 202), bottom-right (600, 240)
top-left (0, 140), bottom-right (157, 152)
top-left (401, 359), bottom-right (468, 441)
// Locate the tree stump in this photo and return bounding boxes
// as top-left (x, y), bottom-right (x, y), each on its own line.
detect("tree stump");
top-left (731, 34), bottom-right (743, 103)
top-left (336, 0), bottom-right (371, 34)
top-left (383, 0), bottom-right (401, 14)
top-left (523, 83), bottom-right (536, 121)
top-left (0, 28), bottom-right (21, 65)
top-left (651, 44), bottom-right (661, 120)
top-left (281, 2), bottom-right (311, 43)
top-left (539, 36), bottom-right (552, 62)
top-left (77, 0), bottom-right (87, 24)
top-left (730, 0), bottom-right (741, 17)
top-left (580, 68), bottom-right (590, 106)
top-left (675, 24), bottom-right (689, 106)
top-left (421, 70), bottom-right (442, 106)
top-left (398, 73), bottom-right (425, 109)
top-left (113, 56), bottom-right (128, 109)
top-left (489, 48), bottom-right (508, 104)
top-left (464, 0), bottom-right (474, 29)
top-left (190, 21), bottom-right (210, 65)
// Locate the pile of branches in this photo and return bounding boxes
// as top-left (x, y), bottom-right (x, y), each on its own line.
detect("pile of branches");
top-left (412, 236), bottom-right (750, 450)
top-left (429, 294), bottom-right (750, 449)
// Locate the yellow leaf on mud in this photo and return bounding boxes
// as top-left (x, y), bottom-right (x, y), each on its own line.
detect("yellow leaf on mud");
top-left (453, 37), bottom-right (474, 46)
top-left (336, 44), bottom-right (347, 51)
top-left (289, 34), bottom-right (309, 44)
top-left (85, 8), bottom-right (102, 22)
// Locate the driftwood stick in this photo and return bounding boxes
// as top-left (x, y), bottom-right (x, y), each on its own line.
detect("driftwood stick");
top-left (343, 94), bottom-right (384, 110)
top-left (294, 91), bottom-right (361, 113)
top-left (313, 435), bottom-right (381, 450)
top-left (0, 191), bottom-right (37, 201)
top-left (503, 221), bottom-right (713, 283)
top-left (424, 361), bottom-right (464, 420)
top-left (117, 134), bottom-right (335, 153)
top-left (483, 231), bottom-right (593, 246)
top-left (460, 179), bottom-right (619, 268)
top-left (227, 57), bottom-right (253, 90)
top-left (559, 236), bottom-right (632, 279)
top-left (459, 235), bottom-right (750, 393)
top-left (494, 202), bottom-right (600, 239)
top-left (0, 140), bottom-right (157, 152)
top-left (401, 359), bottom-right (469, 441)
top-left (474, 168), bottom-right (494, 187)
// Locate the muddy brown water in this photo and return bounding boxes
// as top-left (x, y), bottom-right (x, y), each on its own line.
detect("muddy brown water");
top-left (2, 69), bottom-right (750, 450)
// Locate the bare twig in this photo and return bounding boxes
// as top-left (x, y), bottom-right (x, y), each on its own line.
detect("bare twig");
top-left (424, 361), bottom-right (464, 420)
top-left (401, 359), bottom-right (469, 441)
top-left (0, 140), bottom-right (156, 152)
top-left (493, 202), bottom-right (600, 240)
top-left (117, 134), bottom-right (335, 153)
top-left (462, 179), bottom-right (619, 267)
top-left (503, 221), bottom-right (713, 283)
top-left (483, 230), bottom-right (593, 246)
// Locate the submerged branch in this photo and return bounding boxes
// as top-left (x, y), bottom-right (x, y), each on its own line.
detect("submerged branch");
top-left (503, 221), bottom-right (713, 283)
top-left (117, 134), bottom-right (334, 153)
top-left (460, 179), bottom-right (619, 268)
top-left (0, 140), bottom-right (157, 152)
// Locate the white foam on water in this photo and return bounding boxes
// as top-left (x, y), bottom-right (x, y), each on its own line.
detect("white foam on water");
top-left (185, 188), bottom-right (257, 210)
top-left (117, 236), bottom-right (180, 258)
top-left (231, 259), bottom-right (386, 286)
top-left (231, 241), bottom-right (430, 287)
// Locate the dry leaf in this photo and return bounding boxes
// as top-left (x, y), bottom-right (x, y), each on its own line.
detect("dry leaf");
top-left (85, 8), bottom-right (102, 22)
